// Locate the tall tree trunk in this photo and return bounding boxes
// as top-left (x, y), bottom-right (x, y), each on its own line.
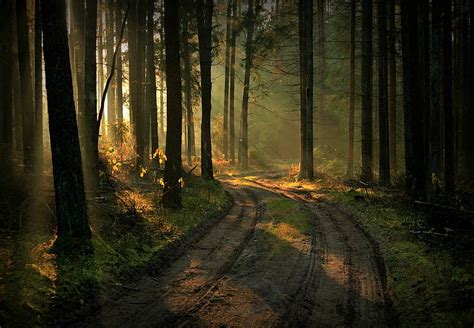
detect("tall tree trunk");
top-left (305, 0), bottom-right (314, 179)
top-left (443, 0), bottom-right (455, 196)
top-left (347, 0), bottom-right (356, 178)
top-left (239, 0), bottom-right (255, 169)
top-left (181, 5), bottom-right (195, 167)
top-left (41, 0), bottom-right (91, 251)
top-left (16, 0), bottom-right (35, 171)
top-left (222, 0), bottom-right (232, 160)
top-left (465, 1), bottom-right (474, 181)
top-left (115, 0), bottom-right (123, 135)
top-left (229, 0), bottom-right (237, 164)
top-left (159, 0), bottom-right (165, 146)
top-left (12, 16), bottom-right (23, 153)
top-left (299, 0), bottom-right (307, 177)
top-left (128, 0), bottom-right (146, 170)
top-left (428, 0), bottom-right (442, 200)
top-left (71, 0), bottom-right (86, 146)
top-left (0, 0), bottom-right (13, 173)
top-left (401, 0), bottom-right (424, 200)
top-left (378, 0), bottom-right (390, 186)
top-left (34, 0), bottom-right (43, 175)
top-left (138, 2), bottom-right (148, 163)
top-left (85, 0), bottom-right (99, 188)
top-left (106, 0), bottom-right (116, 139)
top-left (147, 0), bottom-right (159, 166)
top-left (360, 0), bottom-right (373, 182)
top-left (98, 7), bottom-right (106, 137)
top-left (163, 0), bottom-right (183, 208)
top-left (419, 0), bottom-right (430, 200)
top-left (317, 0), bottom-right (325, 116)
top-left (388, 0), bottom-right (397, 175)
top-left (197, 0), bottom-right (214, 179)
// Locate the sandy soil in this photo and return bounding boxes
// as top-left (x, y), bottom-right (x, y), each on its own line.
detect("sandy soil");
top-left (79, 176), bottom-right (392, 328)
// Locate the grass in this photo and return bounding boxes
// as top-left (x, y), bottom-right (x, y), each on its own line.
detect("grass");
top-left (258, 199), bottom-right (312, 258)
top-left (0, 175), bottom-right (230, 327)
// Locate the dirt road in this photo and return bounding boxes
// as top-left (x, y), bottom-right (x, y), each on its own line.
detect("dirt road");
top-left (82, 177), bottom-right (392, 327)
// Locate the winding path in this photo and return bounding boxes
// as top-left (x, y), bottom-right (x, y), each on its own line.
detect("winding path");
top-left (82, 176), bottom-right (392, 327)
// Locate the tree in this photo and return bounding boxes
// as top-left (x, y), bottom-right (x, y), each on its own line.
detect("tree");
top-left (162, 0), bottom-right (183, 208)
top-left (181, 3), bottom-right (195, 167)
top-left (443, 0), bottom-right (455, 196)
top-left (388, 0), bottom-right (397, 175)
top-left (16, 0), bottom-right (35, 171)
top-left (239, 0), bottom-right (256, 169)
top-left (347, 0), bottom-right (356, 178)
top-left (34, 0), bottom-right (43, 175)
top-left (106, 0), bottom-right (116, 138)
top-left (229, 0), bottom-right (238, 164)
top-left (128, 0), bottom-right (147, 170)
top-left (222, 0), bottom-right (232, 160)
top-left (361, 0), bottom-right (373, 182)
top-left (317, 0), bottom-right (326, 116)
top-left (428, 0), bottom-right (442, 199)
top-left (147, 0), bottom-right (159, 166)
top-left (299, 0), bottom-right (314, 179)
top-left (401, 0), bottom-right (424, 200)
top-left (84, 0), bottom-right (99, 188)
top-left (197, 0), bottom-right (214, 179)
top-left (378, 0), bottom-right (390, 186)
top-left (299, 0), bottom-right (307, 178)
top-left (115, 0), bottom-right (124, 135)
top-left (41, 0), bottom-right (91, 251)
top-left (0, 0), bottom-right (13, 173)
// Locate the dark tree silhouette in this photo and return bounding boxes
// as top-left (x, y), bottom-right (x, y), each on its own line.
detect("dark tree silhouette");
top-left (163, 0), bottom-right (183, 208)
top-left (361, 0), bottom-right (373, 182)
top-left (41, 0), bottom-right (91, 251)
top-left (197, 0), bottom-right (214, 179)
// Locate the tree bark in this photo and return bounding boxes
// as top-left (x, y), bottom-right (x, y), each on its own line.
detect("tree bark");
top-left (299, 0), bottom-right (307, 178)
top-left (401, 0), bottom-right (424, 200)
top-left (41, 0), bottom-right (91, 251)
top-left (147, 0), bottom-right (159, 167)
top-left (85, 0), bottom-right (99, 188)
top-left (239, 0), bottom-right (255, 170)
top-left (388, 0), bottom-right (397, 175)
top-left (317, 0), bottom-right (325, 117)
top-left (197, 0), bottom-right (214, 179)
top-left (229, 0), bottom-right (237, 164)
top-left (347, 0), bottom-right (356, 178)
top-left (0, 0), bottom-right (13, 173)
top-left (443, 0), bottom-right (455, 196)
top-left (34, 0), bottom-right (43, 175)
top-left (181, 5), bottom-right (195, 167)
top-left (16, 0), bottom-right (35, 171)
top-left (115, 0), bottom-right (123, 133)
top-left (361, 0), bottom-right (373, 182)
top-left (222, 0), bottom-right (232, 160)
top-left (106, 0), bottom-right (116, 138)
top-left (378, 0), bottom-right (390, 186)
top-left (305, 0), bottom-right (314, 179)
top-left (163, 0), bottom-right (183, 208)
top-left (428, 0), bottom-right (442, 199)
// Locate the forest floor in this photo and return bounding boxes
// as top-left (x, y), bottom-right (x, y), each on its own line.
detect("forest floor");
top-left (1, 167), bottom-right (473, 327)
top-left (78, 172), bottom-right (393, 327)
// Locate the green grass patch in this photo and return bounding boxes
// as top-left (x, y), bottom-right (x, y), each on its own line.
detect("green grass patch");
top-left (258, 199), bottom-right (311, 258)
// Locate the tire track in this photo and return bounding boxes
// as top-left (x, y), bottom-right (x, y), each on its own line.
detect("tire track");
top-left (244, 178), bottom-right (389, 327)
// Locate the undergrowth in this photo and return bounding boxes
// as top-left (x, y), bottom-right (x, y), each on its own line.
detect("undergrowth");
top-left (0, 174), bottom-right (229, 327)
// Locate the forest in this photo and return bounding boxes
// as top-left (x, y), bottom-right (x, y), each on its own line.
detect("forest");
top-left (0, 0), bottom-right (473, 326)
